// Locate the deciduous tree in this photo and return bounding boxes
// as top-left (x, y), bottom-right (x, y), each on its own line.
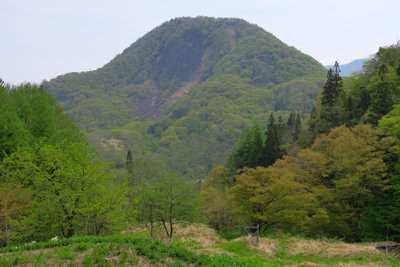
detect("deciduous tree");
top-left (286, 124), bottom-right (399, 239)
top-left (0, 142), bottom-right (126, 240)
top-left (230, 167), bottom-right (312, 231)
top-left (368, 64), bottom-right (398, 125)
top-left (140, 173), bottom-right (201, 242)
top-left (0, 183), bottom-right (35, 247)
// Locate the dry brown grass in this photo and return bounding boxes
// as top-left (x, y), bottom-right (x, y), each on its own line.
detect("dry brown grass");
top-left (232, 235), bottom-right (278, 256)
top-left (122, 223), bottom-right (226, 248)
top-left (258, 237), bottom-right (279, 256)
top-left (289, 237), bottom-right (324, 256)
top-left (288, 237), bottom-right (384, 259)
top-left (173, 223), bottom-right (226, 248)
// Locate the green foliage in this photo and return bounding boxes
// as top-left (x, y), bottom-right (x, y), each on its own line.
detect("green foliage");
top-left (287, 124), bottom-right (399, 240)
top-left (0, 83), bottom-right (131, 244)
top-left (73, 242), bottom-right (90, 252)
top-left (261, 113), bottom-right (283, 167)
top-left (227, 112), bottom-right (302, 172)
top-left (231, 167), bottom-right (312, 231)
top-left (200, 174), bottom-right (236, 234)
top-left (361, 158), bottom-right (400, 242)
top-left (214, 240), bottom-right (260, 257)
top-left (0, 142), bottom-right (127, 239)
top-left (0, 83), bottom-right (82, 161)
top-left (0, 85), bottom-right (32, 160)
top-left (248, 122), bottom-right (263, 168)
top-left (139, 172), bottom-right (201, 240)
top-left (0, 183), bottom-right (35, 247)
top-left (367, 63), bottom-right (398, 125)
top-left (378, 104), bottom-right (400, 142)
top-left (9, 83), bottom-right (82, 145)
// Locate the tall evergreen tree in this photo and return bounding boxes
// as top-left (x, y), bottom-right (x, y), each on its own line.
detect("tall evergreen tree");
top-left (344, 95), bottom-right (357, 125)
top-left (355, 87), bottom-right (371, 116)
top-left (286, 112), bottom-right (295, 129)
top-left (126, 150), bottom-right (133, 174)
top-left (248, 122), bottom-right (264, 168)
top-left (260, 112), bottom-right (282, 167)
top-left (267, 112), bottom-right (276, 131)
top-left (293, 112), bottom-right (302, 141)
top-left (321, 61), bottom-right (343, 107)
top-left (262, 127), bottom-right (281, 167)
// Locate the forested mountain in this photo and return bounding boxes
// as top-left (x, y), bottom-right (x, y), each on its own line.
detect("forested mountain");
top-left (43, 16), bottom-right (327, 179)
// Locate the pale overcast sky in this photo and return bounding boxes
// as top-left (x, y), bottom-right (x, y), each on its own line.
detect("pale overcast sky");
top-left (2, 0), bottom-right (399, 84)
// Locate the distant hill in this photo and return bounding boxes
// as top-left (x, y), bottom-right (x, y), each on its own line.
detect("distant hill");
top-left (325, 58), bottom-right (368, 77)
top-left (43, 17), bottom-right (328, 179)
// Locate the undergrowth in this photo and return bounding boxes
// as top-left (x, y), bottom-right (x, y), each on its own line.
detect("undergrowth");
top-left (0, 227), bottom-right (399, 266)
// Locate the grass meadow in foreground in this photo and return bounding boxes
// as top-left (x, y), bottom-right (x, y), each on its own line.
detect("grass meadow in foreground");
top-left (0, 224), bottom-right (399, 266)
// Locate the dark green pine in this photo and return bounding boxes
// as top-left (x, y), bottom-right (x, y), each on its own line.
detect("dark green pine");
top-left (126, 150), bottom-right (133, 173)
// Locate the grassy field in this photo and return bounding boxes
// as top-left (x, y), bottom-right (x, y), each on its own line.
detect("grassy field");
top-left (0, 224), bottom-right (399, 266)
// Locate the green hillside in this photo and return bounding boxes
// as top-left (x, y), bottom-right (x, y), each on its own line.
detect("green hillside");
top-left (43, 16), bottom-right (327, 179)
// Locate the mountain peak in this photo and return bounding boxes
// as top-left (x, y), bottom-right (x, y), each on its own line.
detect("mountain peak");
top-left (43, 16), bottom-right (326, 129)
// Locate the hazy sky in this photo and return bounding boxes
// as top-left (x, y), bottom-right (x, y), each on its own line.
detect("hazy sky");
top-left (2, 0), bottom-right (399, 84)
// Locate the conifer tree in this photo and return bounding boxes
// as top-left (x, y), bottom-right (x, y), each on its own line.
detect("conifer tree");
top-left (260, 113), bottom-right (282, 167)
top-left (355, 87), bottom-right (371, 116)
top-left (321, 61), bottom-right (343, 107)
top-left (344, 95), bottom-right (356, 125)
top-left (293, 112), bottom-right (302, 141)
top-left (262, 127), bottom-right (281, 167)
top-left (267, 112), bottom-right (276, 133)
top-left (248, 122), bottom-right (263, 168)
top-left (286, 112), bottom-right (294, 130)
top-left (126, 150), bottom-right (133, 174)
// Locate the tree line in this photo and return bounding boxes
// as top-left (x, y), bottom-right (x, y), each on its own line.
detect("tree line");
top-left (200, 41), bottom-right (400, 242)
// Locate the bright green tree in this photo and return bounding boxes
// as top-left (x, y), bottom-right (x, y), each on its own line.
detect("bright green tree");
top-left (0, 183), bottom-right (35, 247)
top-left (230, 167), bottom-right (312, 231)
top-left (288, 124), bottom-right (399, 240)
top-left (140, 173), bottom-right (201, 242)
top-left (8, 83), bottom-right (82, 145)
top-left (0, 85), bottom-right (32, 160)
top-left (0, 142), bottom-right (127, 239)
top-left (378, 105), bottom-right (400, 142)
